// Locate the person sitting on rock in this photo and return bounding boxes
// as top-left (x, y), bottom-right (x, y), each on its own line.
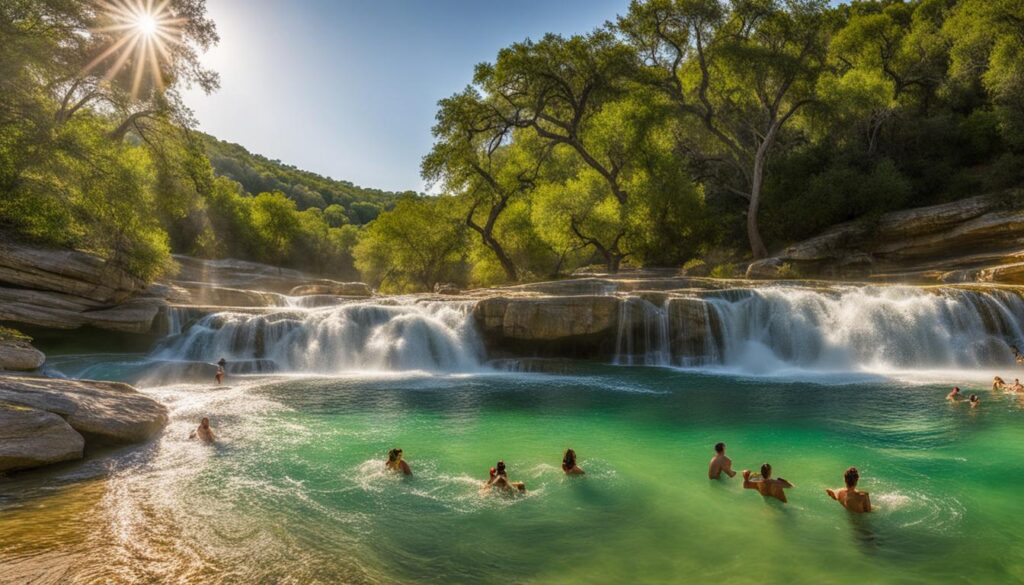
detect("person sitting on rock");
top-left (562, 448), bottom-right (585, 475)
top-left (385, 448), bottom-right (412, 476)
top-left (484, 460), bottom-right (526, 494)
top-left (189, 417), bottom-right (216, 443)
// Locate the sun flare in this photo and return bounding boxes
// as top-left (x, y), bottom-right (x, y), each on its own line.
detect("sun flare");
top-left (85, 0), bottom-right (186, 98)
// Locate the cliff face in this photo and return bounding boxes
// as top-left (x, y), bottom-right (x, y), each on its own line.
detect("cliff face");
top-left (747, 191), bottom-right (1024, 283)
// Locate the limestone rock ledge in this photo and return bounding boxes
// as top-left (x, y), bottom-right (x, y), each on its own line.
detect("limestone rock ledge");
top-left (0, 376), bottom-right (168, 473)
top-left (0, 339), bottom-right (45, 371)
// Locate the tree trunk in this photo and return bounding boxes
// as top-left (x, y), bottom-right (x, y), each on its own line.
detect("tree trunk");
top-left (483, 235), bottom-right (518, 282)
top-left (747, 154), bottom-right (769, 260)
top-left (607, 254), bottom-right (622, 274)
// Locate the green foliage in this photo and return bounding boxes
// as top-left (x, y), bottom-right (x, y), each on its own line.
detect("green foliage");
top-left (0, 326), bottom-right (31, 343)
top-left (202, 134), bottom-right (405, 221)
top-left (709, 262), bottom-right (738, 279)
top-left (354, 196), bottom-right (468, 293)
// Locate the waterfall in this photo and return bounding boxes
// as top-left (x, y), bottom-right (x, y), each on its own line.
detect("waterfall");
top-left (610, 286), bottom-right (1024, 372)
top-left (613, 297), bottom-right (671, 366)
top-left (163, 306), bottom-right (189, 336)
top-left (152, 300), bottom-right (485, 373)
top-left (699, 286), bottom-right (1024, 371)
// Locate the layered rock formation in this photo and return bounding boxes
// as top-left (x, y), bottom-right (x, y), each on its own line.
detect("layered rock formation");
top-left (0, 338), bottom-right (45, 371)
top-left (747, 191), bottom-right (1024, 283)
top-left (0, 375), bottom-right (168, 472)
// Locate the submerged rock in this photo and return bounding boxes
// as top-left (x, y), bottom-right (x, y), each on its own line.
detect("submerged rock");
top-left (0, 403), bottom-right (84, 472)
top-left (0, 376), bottom-right (168, 444)
top-left (289, 281), bottom-right (372, 297)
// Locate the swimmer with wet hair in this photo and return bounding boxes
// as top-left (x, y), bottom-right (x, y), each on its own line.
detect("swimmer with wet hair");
top-left (742, 463), bottom-right (793, 503)
top-left (708, 442), bottom-right (736, 480)
top-left (484, 460), bottom-right (526, 494)
top-left (562, 448), bottom-right (585, 475)
top-left (826, 466), bottom-right (872, 513)
top-left (969, 394), bottom-right (980, 408)
top-left (189, 417), bottom-right (215, 443)
top-left (386, 448), bottom-right (412, 476)
top-left (946, 387), bottom-right (961, 401)
top-left (993, 376), bottom-right (1007, 392)
top-left (1011, 379), bottom-right (1024, 393)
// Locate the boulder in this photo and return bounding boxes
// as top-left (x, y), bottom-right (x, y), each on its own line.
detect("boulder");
top-left (0, 376), bottom-right (168, 443)
top-left (473, 295), bottom-right (620, 356)
top-left (0, 339), bottom-right (45, 371)
top-left (745, 258), bottom-right (784, 279)
top-left (0, 403), bottom-right (84, 472)
top-left (289, 281), bottom-right (373, 297)
top-left (433, 282), bottom-right (461, 295)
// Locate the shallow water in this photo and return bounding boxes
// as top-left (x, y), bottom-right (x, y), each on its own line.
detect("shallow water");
top-left (3, 359), bottom-right (1024, 584)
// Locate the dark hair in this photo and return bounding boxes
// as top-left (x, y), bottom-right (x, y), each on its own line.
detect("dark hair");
top-left (760, 463), bottom-right (772, 478)
top-left (200, 417), bottom-right (209, 426)
top-left (562, 448), bottom-right (576, 468)
top-left (969, 394), bottom-right (978, 401)
top-left (714, 442), bottom-right (725, 454)
top-left (387, 448), bottom-right (402, 462)
top-left (844, 466), bottom-right (859, 488)
top-left (496, 460), bottom-right (506, 476)
top-left (953, 386), bottom-right (960, 392)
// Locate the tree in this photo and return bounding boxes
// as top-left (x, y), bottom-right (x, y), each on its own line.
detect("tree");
top-left (353, 196), bottom-right (467, 292)
top-left (251, 192), bottom-right (301, 268)
top-left (423, 88), bottom-right (551, 281)
top-left (619, 0), bottom-right (830, 258)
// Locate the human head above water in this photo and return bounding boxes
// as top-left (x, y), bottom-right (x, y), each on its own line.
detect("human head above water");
top-left (844, 466), bottom-right (859, 488)
top-left (200, 417), bottom-right (209, 428)
top-left (714, 442), bottom-right (725, 454)
top-left (388, 448), bottom-right (402, 462)
top-left (496, 460), bottom-right (506, 475)
top-left (760, 463), bottom-right (772, 478)
top-left (563, 448), bottom-right (576, 466)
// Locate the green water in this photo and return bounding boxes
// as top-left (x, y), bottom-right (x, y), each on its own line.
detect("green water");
top-left (2, 362), bottom-right (1023, 584)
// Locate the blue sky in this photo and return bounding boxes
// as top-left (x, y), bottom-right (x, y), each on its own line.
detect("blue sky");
top-left (182, 0), bottom-right (629, 193)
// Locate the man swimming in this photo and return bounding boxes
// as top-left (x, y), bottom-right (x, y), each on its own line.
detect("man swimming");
top-left (189, 417), bottom-right (215, 443)
top-left (385, 448), bottom-right (412, 476)
top-left (484, 460), bottom-right (526, 494)
top-left (708, 442), bottom-right (736, 480)
top-left (969, 394), bottom-right (980, 408)
top-left (742, 463), bottom-right (793, 503)
top-left (562, 448), bottom-right (585, 475)
top-left (946, 386), bottom-right (961, 401)
top-left (826, 467), bottom-right (872, 513)
top-left (1011, 378), bottom-right (1024, 393)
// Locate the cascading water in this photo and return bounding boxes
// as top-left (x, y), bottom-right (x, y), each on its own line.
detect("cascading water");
top-left (613, 297), bottom-right (671, 366)
top-left (612, 286), bottom-right (1024, 373)
top-left (152, 300), bottom-right (485, 373)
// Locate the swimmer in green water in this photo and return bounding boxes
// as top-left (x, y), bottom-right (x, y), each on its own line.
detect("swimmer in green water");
top-left (562, 448), bottom-right (585, 475)
top-left (743, 463), bottom-right (793, 503)
top-left (826, 467), bottom-right (872, 513)
top-left (484, 460), bottom-right (526, 494)
top-left (708, 442), bottom-right (736, 480)
top-left (385, 448), bottom-right (412, 475)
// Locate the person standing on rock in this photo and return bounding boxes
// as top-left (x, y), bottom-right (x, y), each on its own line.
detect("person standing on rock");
top-left (215, 357), bottom-right (227, 385)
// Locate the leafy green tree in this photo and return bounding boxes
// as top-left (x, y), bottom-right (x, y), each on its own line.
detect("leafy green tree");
top-left (354, 196), bottom-right (467, 292)
top-left (251, 192), bottom-right (301, 268)
top-left (619, 0), bottom-right (831, 259)
top-left (323, 203), bottom-right (350, 227)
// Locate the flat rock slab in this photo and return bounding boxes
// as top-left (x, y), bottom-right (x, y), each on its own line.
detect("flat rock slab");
top-left (0, 376), bottom-right (168, 443)
top-left (0, 403), bottom-right (84, 472)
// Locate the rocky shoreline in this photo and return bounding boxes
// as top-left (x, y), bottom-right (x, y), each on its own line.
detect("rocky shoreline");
top-left (0, 375), bottom-right (168, 473)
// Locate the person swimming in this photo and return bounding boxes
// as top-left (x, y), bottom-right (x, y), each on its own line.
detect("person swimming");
top-left (484, 460), bottom-right (526, 494)
top-left (993, 376), bottom-right (1007, 391)
top-left (189, 417), bottom-right (215, 443)
top-left (969, 394), bottom-right (980, 408)
top-left (385, 448), bottom-right (412, 476)
top-left (562, 448), bottom-right (585, 475)
top-left (708, 442), bottom-right (736, 480)
top-left (826, 466), bottom-right (872, 513)
top-left (1011, 379), bottom-right (1024, 393)
top-left (946, 386), bottom-right (961, 401)
top-left (742, 463), bottom-right (793, 503)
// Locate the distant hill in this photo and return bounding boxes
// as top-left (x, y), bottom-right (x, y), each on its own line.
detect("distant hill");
top-left (201, 133), bottom-right (412, 225)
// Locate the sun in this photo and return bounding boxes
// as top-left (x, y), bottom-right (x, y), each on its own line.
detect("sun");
top-left (85, 0), bottom-right (187, 98)
top-left (136, 13), bottom-right (159, 37)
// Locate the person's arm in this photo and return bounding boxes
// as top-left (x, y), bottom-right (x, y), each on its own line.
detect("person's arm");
top-left (400, 460), bottom-right (412, 476)
top-left (826, 488), bottom-right (838, 500)
top-left (742, 470), bottom-right (758, 490)
top-left (189, 430), bottom-right (196, 439)
top-left (724, 459), bottom-right (736, 478)
top-left (863, 493), bottom-right (872, 513)
top-left (777, 478), bottom-right (794, 488)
